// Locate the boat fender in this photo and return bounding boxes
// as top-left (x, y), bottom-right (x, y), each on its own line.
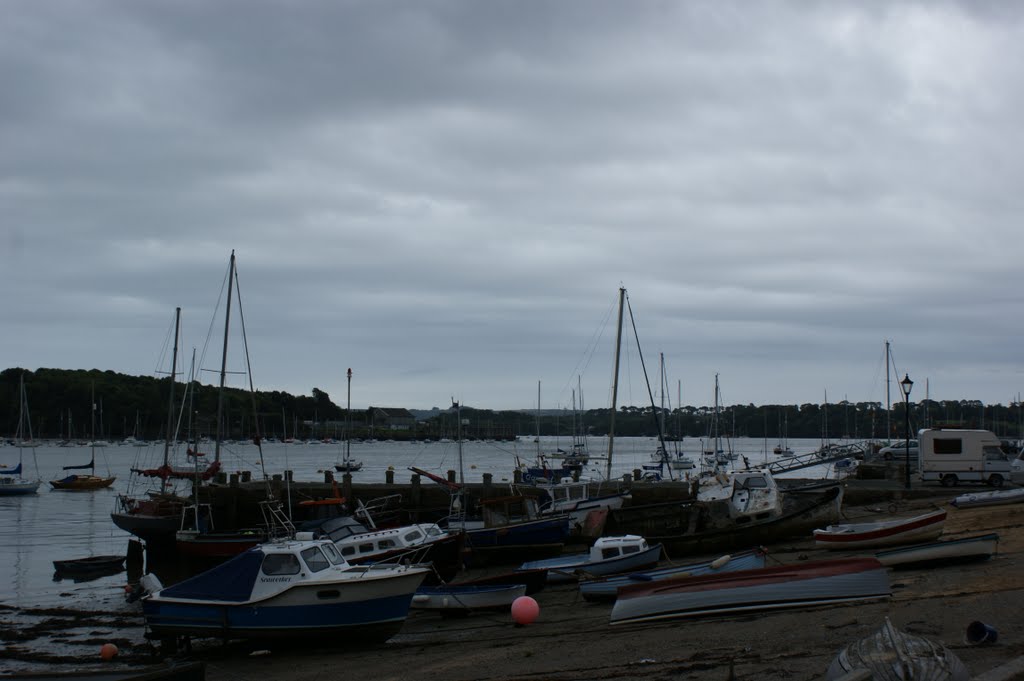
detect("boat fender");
top-left (139, 573), bottom-right (163, 595)
top-left (709, 555), bottom-right (731, 570)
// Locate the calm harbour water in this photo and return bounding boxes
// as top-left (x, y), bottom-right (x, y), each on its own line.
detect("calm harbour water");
top-left (0, 435), bottom-right (845, 670)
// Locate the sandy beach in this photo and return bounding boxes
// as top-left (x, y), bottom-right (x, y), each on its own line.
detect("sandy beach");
top-left (180, 495), bottom-right (1024, 681)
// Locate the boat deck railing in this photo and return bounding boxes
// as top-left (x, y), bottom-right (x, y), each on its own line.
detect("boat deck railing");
top-left (765, 442), bottom-right (872, 476)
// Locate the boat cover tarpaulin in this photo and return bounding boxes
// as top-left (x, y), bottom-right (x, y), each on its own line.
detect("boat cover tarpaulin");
top-left (0, 463), bottom-right (22, 475)
top-left (159, 549), bottom-right (263, 602)
top-left (63, 457), bottom-right (95, 470)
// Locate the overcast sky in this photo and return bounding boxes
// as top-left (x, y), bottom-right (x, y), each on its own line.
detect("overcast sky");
top-left (4, 1), bottom-right (1023, 413)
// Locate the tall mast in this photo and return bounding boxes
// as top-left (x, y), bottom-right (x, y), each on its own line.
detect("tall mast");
top-left (160, 307), bottom-right (181, 495)
top-left (346, 368), bottom-right (352, 464)
top-left (536, 380), bottom-right (541, 460)
top-left (89, 382), bottom-right (96, 473)
top-left (606, 287), bottom-right (625, 481)
top-left (885, 340), bottom-right (891, 440)
top-left (455, 399), bottom-right (464, 485)
top-left (214, 250), bottom-right (235, 464)
top-left (714, 373), bottom-right (720, 466)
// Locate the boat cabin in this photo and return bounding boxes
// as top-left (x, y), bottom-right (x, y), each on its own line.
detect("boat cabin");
top-left (150, 539), bottom-right (353, 604)
top-left (697, 470), bottom-right (781, 520)
top-left (332, 523), bottom-right (449, 561)
top-left (480, 495), bottom-right (544, 527)
top-left (534, 479), bottom-right (590, 508)
top-left (590, 535), bottom-right (649, 561)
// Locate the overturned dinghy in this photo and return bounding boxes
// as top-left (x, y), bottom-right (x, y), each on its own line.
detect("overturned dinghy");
top-left (826, 618), bottom-right (968, 681)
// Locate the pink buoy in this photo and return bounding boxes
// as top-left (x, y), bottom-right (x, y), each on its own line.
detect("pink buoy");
top-left (511, 596), bottom-right (539, 625)
top-left (100, 643), bottom-right (118, 661)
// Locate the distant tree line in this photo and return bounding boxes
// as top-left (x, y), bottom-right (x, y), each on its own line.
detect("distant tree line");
top-left (3, 367), bottom-right (1023, 442)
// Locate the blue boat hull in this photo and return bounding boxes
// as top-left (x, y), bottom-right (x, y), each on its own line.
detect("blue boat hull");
top-left (463, 517), bottom-right (570, 564)
top-left (143, 568), bottom-right (426, 644)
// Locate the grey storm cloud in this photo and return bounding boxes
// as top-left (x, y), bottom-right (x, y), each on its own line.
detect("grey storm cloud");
top-left (3, 1), bottom-right (1023, 411)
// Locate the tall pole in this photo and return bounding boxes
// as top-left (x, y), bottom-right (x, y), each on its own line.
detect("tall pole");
top-left (160, 307), bottom-right (181, 495)
top-left (606, 287), bottom-right (625, 481)
top-left (214, 250), bottom-right (235, 465)
top-left (901, 373), bottom-right (914, 491)
top-left (885, 340), bottom-right (892, 440)
top-left (346, 368), bottom-right (352, 464)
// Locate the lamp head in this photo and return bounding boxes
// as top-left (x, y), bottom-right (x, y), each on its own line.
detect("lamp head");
top-left (900, 373), bottom-right (914, 398)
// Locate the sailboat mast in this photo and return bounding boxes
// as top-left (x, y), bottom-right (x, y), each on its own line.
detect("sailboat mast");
top-left (160, 307), bottom-right (181, 495)
top-left (214, 250), bottom-right (235, 464)
top-left (346, 368), bottom-right (352, 464)
top-left (709, 373), bottom-right (722, 472)
top-left (455, 399), bottom-right (464, 485)
top-left (89, 382), bottom-right (96, 473)
top-left (606, 287), bottom-right (625, 481)
top-left (536, 380), bottom-right (541, 460)
top-left (885, 340), bottom-right (892, 440)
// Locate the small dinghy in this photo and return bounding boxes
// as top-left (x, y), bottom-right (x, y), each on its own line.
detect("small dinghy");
top-left (814, 509), bottom-right (946, 550)
top-left (610, 557), bottom-right (890, 625)
top-left (875, 533), bottom-right (999, 569)
top-left (950, 487), bottom-right (1024, 509)
top-left (826, 617), bottom-right (968, 681)
top-left (411, 583), bottom-right (527, 616)
top-left (578, 547), bottom-right (766, 603)
top-left (53, 555), bottom-right (126, 576)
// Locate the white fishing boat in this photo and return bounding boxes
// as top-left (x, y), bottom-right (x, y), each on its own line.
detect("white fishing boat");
top-left (527, 478), bottom-right (632, 527)
top-left (317, 515), bottom-right (464, 583)
top-left (141, 538), bottom-right (429, 644)
top-left (518, 535), bottom-right (662, 583)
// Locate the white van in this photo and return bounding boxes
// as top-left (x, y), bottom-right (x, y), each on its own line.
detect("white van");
top-left (918, 428), bottom-right (1012, 487)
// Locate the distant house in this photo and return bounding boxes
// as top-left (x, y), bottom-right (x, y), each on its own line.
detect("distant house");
top-left (370, 407), bottom-right (416, 431)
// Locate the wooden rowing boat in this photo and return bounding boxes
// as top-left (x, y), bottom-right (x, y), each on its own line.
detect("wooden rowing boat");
top-left (578, 547), bottom-right (766, 602)
top-left (826, 617), bottom-right (968, 681)
top-left (813, 509), bottom-right (946, 550)
top-left (610, 557), bottom-right (890, 625)
top-left (875, 533), bottom-right (999, 569)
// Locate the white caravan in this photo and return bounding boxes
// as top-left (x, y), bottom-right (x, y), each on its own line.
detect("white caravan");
top-left (918, 428), bottom-right (1012, 488)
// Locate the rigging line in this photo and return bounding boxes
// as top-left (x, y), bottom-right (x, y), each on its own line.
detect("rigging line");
top-left (197, 256), bottom-right (232, 381)
top-left (624, 292), bottom-right (673, 481)
top-left (231, 259), bottom-right (270, 488)
top-left (152, 310), bottom-right (179, 378)
top-left (557, 295), bottom-right (618, 404)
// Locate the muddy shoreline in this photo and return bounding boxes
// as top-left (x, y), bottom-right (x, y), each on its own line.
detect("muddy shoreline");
top-left (3, 492), bottom-right (1024, 680)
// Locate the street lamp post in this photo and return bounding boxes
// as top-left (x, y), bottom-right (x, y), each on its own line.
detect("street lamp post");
top-left (900, 373), bottom-right (914, 490)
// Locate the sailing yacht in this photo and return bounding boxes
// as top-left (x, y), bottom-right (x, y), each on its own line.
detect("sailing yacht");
top-left (111, 307), bottom-right (194, 543)
top-left (175, 251), bottom-right (294, 558)
top-left (51, 383), bottom-right (117, 490)
top-left (0, 373), bottom-right (41, 495)
top-left (773, 412), bottom-right (794, 457)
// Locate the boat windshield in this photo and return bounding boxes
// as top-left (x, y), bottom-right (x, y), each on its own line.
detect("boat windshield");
top-left (301, 546), bottom-right (331, 573)
top-left (261, 553), bottom-right (301, 576)
top-left (320, 542), bottom-right (346, 565)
